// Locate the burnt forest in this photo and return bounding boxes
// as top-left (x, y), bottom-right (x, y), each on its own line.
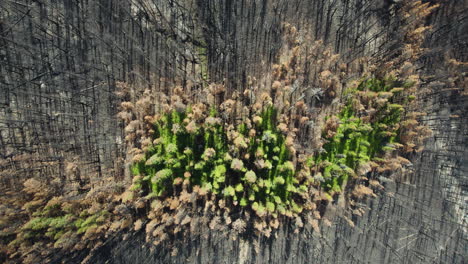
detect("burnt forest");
top-left (0, 0), bottom-right (466, 263)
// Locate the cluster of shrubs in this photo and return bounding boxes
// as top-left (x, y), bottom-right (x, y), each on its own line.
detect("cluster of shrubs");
top-left (316, 77), bottom-right (417, 193)
top-left (3, 178), bottom-right (132, 263)
top-left (17, 202), bottom-right (109, 248)
top-left (129, 75), bottom-right (428, 223)
top-left (131, 105), bottom-right (311, 217)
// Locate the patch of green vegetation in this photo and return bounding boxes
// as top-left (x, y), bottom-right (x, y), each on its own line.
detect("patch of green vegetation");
top-left (132, 76), bottom-right (411, 215)
top-left (132, 106), bottom-right (307, 216)
top-left (316, 77), bottom-right (405, 192)
top-left (15, 208), bottom-right (109, 245)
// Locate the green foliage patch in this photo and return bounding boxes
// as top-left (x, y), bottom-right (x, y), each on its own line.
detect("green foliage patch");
top-left (132, 77), bottom-right (410, 217)
top-left (317, 77), bottom-right (406, 192)
top-left (132, 106), bottom-right (308, 216)
top-left (14, 208), bottom-right (109, 245)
